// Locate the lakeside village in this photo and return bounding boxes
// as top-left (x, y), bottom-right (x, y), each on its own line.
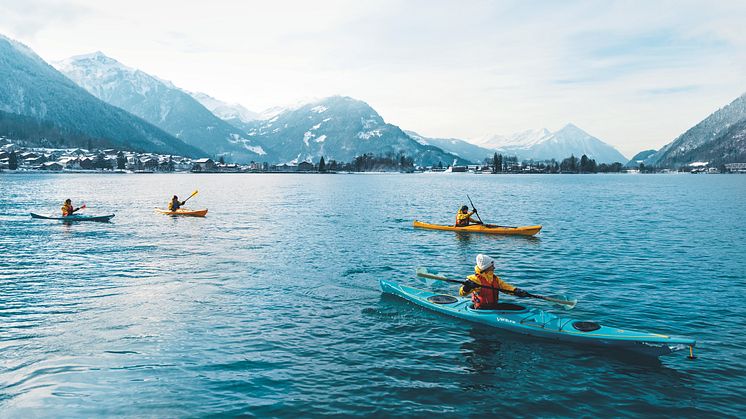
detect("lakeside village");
top-left (1, 139), bottom-right (745, 175)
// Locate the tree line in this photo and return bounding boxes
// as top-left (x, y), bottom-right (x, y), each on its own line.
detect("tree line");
top-left (483, 152), bottom-right (625, 173)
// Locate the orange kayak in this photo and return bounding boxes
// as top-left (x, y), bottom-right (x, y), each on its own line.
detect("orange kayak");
top-left (413, 220), bottom-right (541, 236)
top-left (156, 208), bottom-right (208, 217)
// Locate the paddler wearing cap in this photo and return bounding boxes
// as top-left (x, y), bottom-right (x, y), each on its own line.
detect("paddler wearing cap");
top-left (460, 254), bottom-right (529, 309)
top-left (455, 205), bottom-right (481, 227)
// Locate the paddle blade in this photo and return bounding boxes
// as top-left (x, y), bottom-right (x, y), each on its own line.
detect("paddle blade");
top-left (80, 204), bottom-right (86, 210)
top-left (547, 294), bottom-right (577, 310)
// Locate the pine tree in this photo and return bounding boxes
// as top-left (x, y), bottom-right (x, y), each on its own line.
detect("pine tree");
top-left (319, 156), bottom-right (326, 172)
top-left (116, 151), bottom-right (126, 170)
top-left (8, 151), bottom-right (18, 170)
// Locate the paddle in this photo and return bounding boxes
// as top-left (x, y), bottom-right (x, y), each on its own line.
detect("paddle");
top-left (466, 194), bottom-right (484, 225)
top-left (182, 190), bottom-right (198, 204)
top-left (71, 204), bottom-right (86, 214)
top-left (416, 267), bottom-right (577, 309)
top-left (466, 194), bottom-right (518, 229)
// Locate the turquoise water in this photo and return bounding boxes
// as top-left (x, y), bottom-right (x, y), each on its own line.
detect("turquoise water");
top-left (1, 173), bottom-right (745, 417)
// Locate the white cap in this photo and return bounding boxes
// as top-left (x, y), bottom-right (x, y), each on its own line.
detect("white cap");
top-left (476, 254), bottom-right (495, 271)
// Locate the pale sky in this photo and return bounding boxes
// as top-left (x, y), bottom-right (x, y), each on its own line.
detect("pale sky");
top-left (2, 0), bottom-right (746, 157)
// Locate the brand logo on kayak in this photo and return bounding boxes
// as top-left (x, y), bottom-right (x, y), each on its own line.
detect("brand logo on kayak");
top-left (495, 318), bottom-right (516, 325)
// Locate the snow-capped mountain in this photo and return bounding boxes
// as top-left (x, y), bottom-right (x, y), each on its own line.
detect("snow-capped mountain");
top-left (645, 92), bottom-right (746, 167)
top-left (475, 128), bottom-right (551, 151)
top-left (56, 52), bottom-right (266, 162)
top-left (475, 124), bottom-right (627, 163)
top-left (0, 35), bottom-right (200, 156)
top-left (189, 91), bottom-right (258, 131)
top-left (406, 131), bottom-right (496, 163)
top-left (244, 96), bottom-right (468, 166)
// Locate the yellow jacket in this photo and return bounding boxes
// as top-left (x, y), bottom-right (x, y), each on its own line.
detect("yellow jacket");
top-left (455, 210), bottom-right (476, 226)
top-left (459, 266), bottom-right (516, 297)
top-left (61, 203), bottom-right (74, 216)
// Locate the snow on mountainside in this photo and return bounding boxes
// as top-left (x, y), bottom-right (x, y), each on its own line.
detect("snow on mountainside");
top-left (405, 131), bottom-right (496, 163)
top-left (0, 35), bottom-right (201, 156)
top-left (474, 124), bottom-right (627, 163)
top-left (56, 52), bottom-right (266, 162)
top-left (189, 91), bottom-right (259, 130)
top-left (645, 92), bottom-right (746, 167)
top-left (243, 96), bottom-right (468, 166)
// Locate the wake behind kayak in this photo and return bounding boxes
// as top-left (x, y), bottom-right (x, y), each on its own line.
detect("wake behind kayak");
top-left (380, 280), bottom-right (696, 358)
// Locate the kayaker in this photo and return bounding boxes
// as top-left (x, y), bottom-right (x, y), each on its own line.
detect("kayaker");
top-left (61, 199), bottom-right (82, 216)
top-left (168, 195), bottom-right (185, 211)
top-left (460, 254), bottom-right (529, 309)
top-left (455, 205), bottom-right (481, 227)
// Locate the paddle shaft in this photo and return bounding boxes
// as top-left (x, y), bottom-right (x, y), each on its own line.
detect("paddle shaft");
top-left (466, 194), bottom-right (484, 224)
top-left (417, 271), bottom-right (573, 307)
top-left (182, 190), bottom-right (198, 204)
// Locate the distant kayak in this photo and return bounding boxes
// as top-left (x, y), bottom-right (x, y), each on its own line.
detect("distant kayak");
top-left (413, 220), bottom-right (541, 236)
top-left (30, 213), bottom-right (115, 222)
top-left (155, 208), bottom-right (208, 217)
top-left (381, 280), bottom-right (695, 358)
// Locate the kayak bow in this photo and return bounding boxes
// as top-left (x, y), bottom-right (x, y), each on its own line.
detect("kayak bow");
top-left (413, 220), bottom-right (541, 236)
top-left (380, 279), bottom-right (695, 358)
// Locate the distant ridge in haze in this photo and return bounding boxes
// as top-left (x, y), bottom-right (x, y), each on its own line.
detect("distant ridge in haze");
top-left (405, 131), bottom-right (496, 163)
top-left (189, 91), bottom-right (259, 131)
top-left (0, 34), bottom-right (201, 156)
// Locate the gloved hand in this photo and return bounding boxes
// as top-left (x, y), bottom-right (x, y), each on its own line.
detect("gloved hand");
top-left (472, 207), bottom-right (478, 213)
top-left (513, 288), bottom-right (529, 298)
top-left (462, 280), bottom-right (478, 293)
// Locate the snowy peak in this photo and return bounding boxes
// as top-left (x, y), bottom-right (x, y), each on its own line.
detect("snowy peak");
top-left (189, 91), bottom-right (259, 125)
top-left (56, 51), bottom-right (267, 162)
top-left (474, 124), bottom-right (626, 163)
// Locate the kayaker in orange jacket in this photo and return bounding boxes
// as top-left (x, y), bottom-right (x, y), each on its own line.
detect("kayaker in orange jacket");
top-left (455, 205), bottom-right (481, 227)
top-left (460, 254), bottom-right (529, 309)
top-left (61, 199), bottom-right (82, 216)
top-left (168, 195), bottom-right (185, 211)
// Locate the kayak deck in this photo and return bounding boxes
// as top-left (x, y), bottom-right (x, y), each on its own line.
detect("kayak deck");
top-left (30, 213), bottom-right (115, 222)
top-left (155, 208), bottom-right (208, 217)
top-left (380, 280), bottom-right (695, 358)
top-left (413, 220), bottom-right (541, 236)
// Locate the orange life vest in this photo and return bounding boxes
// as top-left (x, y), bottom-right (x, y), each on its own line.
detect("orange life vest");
top-left (470, 272), bottom-right (501, 309)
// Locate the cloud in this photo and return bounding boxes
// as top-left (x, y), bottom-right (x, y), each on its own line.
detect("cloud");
top-left (0, 0), bottom-right (90, 38)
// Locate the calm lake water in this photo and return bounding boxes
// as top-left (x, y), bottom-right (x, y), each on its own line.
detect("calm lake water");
top-left (1, 173), bottom-right (745, 417)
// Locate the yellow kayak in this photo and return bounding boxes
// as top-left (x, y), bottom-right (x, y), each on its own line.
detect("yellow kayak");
top-left (413, 220), bottom-right (541, 236)
top-left (155, 208), bottom-right (208, 217)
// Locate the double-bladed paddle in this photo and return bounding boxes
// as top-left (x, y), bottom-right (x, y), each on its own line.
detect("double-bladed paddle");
top-left (466, 194), bottom-right (518, 229)
top-left (183, 190), bottom-right (198, 204)
top-left (416, 267), bottom-right (577, 309)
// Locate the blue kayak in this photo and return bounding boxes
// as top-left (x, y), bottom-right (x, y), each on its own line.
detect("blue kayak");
top-left (30, 213), bottom-right (115, 222)
top-left (380, 280), bottom-right (696, 358)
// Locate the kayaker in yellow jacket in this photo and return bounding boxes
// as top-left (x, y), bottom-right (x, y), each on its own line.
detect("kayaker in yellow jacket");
top-left (61, 199), bottom-right (82, 216)
top-left (460, 254), bottom-right (529, 309)
top-left (455, 205), bottom-right (481, 227)
top-left (168, 195), bottom-right (185, 211)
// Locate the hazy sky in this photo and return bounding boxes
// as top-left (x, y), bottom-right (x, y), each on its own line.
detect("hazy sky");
top-left (2, 0), bottom-right (746, 157)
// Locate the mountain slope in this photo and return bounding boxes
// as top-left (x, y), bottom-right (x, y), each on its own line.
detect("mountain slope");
top-left (56, 52), bottom-right (266, 162)
top-left (406, 131), bottom-right (495, 163)
top-left (0, 35), bottom-right (201, 156)
top-left (645, 93), bottom-right (746, 167)
top-left (244, 96), bottom-right (468, 166)
top-left (626, 149), bottom-right (657, 167)
top-left (189, 91), bottom-right (258, 131)
top-left (475, 124), bottom-right (627, 163)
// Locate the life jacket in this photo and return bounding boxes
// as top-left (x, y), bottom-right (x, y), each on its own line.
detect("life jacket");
top-left (61, 203), bottom-right (73, 216)
top-left (468, 271), bottom-right (502, 309)
top-left (168, 199), bottom-right (180, 211)
top-left (455, 210), bottom-right (470, 226)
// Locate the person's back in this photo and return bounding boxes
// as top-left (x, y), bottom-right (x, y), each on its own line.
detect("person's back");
top-left (61, 199), bottom-right (74, 216)
top-left (168, 195), bottom-right (183, 211)
top-left (455, 205), bottom-right (475, 226)
top-left (460, 254), bottom-right (527, 309)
